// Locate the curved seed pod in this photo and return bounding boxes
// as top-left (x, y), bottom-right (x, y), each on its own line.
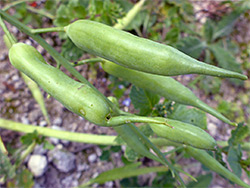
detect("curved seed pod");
top-left (102, 61), bottom-right (236, 126)
top-left (185, 146), bottom-right (250, 188)
top-left (149, 119), bottom-right (217, 150)
top-left (9, 43), bottom-right (112, 126)
top-left (65, 20), bottom-right (247, 80)
top-left (9, 43), bottom-right (176, 127)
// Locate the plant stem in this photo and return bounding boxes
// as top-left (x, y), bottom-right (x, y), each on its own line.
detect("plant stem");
top-left (0, 118), bottom-right (118, 146)
top-left (17, 141), bottom-right (36, 167)
top-left (114, 0), bottom-right (146, 29)
top-left (72, 58), bottom-right (104, 67)
top-left (128, 124), bottom-right (186, 187)
top-left (3, 0), bottom-right (34, 11)
top-left (0, 16), bottom-right (16, 46)
top-left (27, 5), bottom-right (55, 19)
top-left (31, 27), bottom-right (64, 34)
top-left (164, 146), bottom-right (184, 156)
top-left (0, 136), bottom-right (8, 155)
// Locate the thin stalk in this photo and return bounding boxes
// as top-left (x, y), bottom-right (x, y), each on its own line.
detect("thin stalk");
top-left (17, 141), bottom-right (36, 167)
top-left (27, 5), bottom-right (55, 20)
top-left (0, 10), bottom-right (119, 114)
top-left (128, 124), bottom-right (186, 187)
top-left (164, 146), bottom-right (184, 156)
top-left (0, 118), bottom-right (118, 146)
top-left (31, 27), bottom-right (65, 34)
top-left (0, 16), bottom-right (16, 46)
top-left (72, 58), bottom-right (104, 67)
top-left (114, 0), bottom-right (146, 29)
top-left (0, 136), bottom-right (8, 155)
top-left (3, 0), bottom-right (34, 11)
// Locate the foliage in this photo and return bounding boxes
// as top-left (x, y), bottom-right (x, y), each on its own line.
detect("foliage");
top-left (0, 0), bottom-right (249, 187)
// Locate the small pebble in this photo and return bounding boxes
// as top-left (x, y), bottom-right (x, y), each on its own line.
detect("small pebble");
top-left (48, 149), bottom-right (76, 173)
top-left (28, 155), bottom-right (48, 177)
top-left (88, 153), bottom-right (97, 163)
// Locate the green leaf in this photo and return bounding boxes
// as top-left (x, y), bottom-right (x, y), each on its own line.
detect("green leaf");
top-left (187, 173), bottom-right (213, 188)
top-left (0, 150), bottom-right (16, 180)
top-left (167, 104), bottom-right (207, 129)
top-left (212, 10), bottom-right (242, 41)
top-left (165, 27), bottom-right (180, 44)
top-left (229, 123), bottom-right (249, 146)
top-left (203, 19), bottom-right (215, 43)
top-left (61, 38), bottom-right (84, 61)
top-left (199, 76), bottom-right (221, 95)
top-left (85, 162), bottom-right (168, 186)
top-left (139, 124), bottom-right (154, 137)
top-left (125, 146), bottom-right (139, 162)
top-left (53, 4), bottom-right (72, 27)
top-left (228, 145), bottom-right (242, 178)
top-left (100, 150), bottom-right (110, 161)
top-left (208, 44), bottom-right (243, 85)
top-left (20, 131), bottom-right (39, 145)
top-left (130, 86), bottom-right (160, 116)
top-left (175, 37), bottom-right (206, 59)
top-left (43, 140), bottom-right (54, 150)
top-left (12, 168), bottom-right (34, 188)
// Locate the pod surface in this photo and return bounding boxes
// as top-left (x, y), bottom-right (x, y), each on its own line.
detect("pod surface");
top-left (186, 146), bottom-right (250, 188)
top-left (66, 20), bottom-right (247, 80)
top-left (102, 61), bottom-right (235, 126)
top-left (150, 119), bottom-right (217, 150)
top-left (9, 43), bottom-right (111, 126)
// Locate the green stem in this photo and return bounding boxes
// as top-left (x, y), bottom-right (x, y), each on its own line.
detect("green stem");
top-left (114, 0), bottom-right (146, 29)
top-left (2, 0), bottom-right (34, 11)
top-left (164, 146), bottom-right (183, 156)
top-left (0, 136), bottom-right (8, 155)
top-left (0, 10), bottom-right (119, 114)
top-left (31, 27), bottom-right (65, 34)
top-left (27, 5), bottom-right (55, 20)
top-left (17, 141), bottom-right (36, 167)
top-left (0, 118), bottom-right (118, 146)
top-left (0, 16), bottom-right (16, 46)
top-left (72, 58), bottom-right (104, 67)
top-left (128, 124), bottom-right (186, 187)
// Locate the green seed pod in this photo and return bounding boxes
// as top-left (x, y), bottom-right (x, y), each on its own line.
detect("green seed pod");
top-left (185, 146), bottom-right (250, 188)
top-left (102, 61), bottom-right (236, 126)
top-left (9, 43), bottom-right (112, 126)
top-left (149, 119), bottom-right (217, 150)
top-left (65, 20), bottom-right (247, 80)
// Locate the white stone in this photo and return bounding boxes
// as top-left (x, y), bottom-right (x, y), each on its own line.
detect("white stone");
top-left (28, 155), bottom-right (48, 177)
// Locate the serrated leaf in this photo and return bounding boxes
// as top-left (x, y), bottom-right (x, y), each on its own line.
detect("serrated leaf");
top-left (228, 123), bottom-right (249, 146)
top-left (203, 19), bottom-right (215, 43)
top-left (53, 4), bottom-right (72, 27)
top-left (209, 44), bottom-right (243, 85)
top-left (228, 145), bottom-right (242, 178)
top-left (86, 162), bottom-right (168, 186)
top-left (0, 150), bottom-right (16, 180)
top-left (20, 131), bottom-right (39, 145)
top-left (130, 86), bottom-right (160, 116)
top-left (167, 104), bottom-right (207, 129)
top-left (212, 10), bottom-right (242, 41)
top-left (165, 27), bottom-right (180, 44)
top-left (12, 168), bottom-right (34, 188)
top-left (175, 37), bottom-right (206, 59)
top-left (61, 38), bottom-right (84, 61)
top-left (187, 173), bottom-right (213, 188)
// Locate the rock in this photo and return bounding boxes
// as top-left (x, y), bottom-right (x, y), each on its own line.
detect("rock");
top-left (61, 174), bottom-right (79, 187)
top-left (88, 153), bottom-right (97, 163)
top-left (28, 155), bottom-right (48, 177)
top-left (77, 163), bottom-right (89, 172)
top-left (53, 117), bottom-right (62, 125)
top-left (33, 144), bottom-right (48, 155)
top-left (48, 149), bottom-right (76, 173)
